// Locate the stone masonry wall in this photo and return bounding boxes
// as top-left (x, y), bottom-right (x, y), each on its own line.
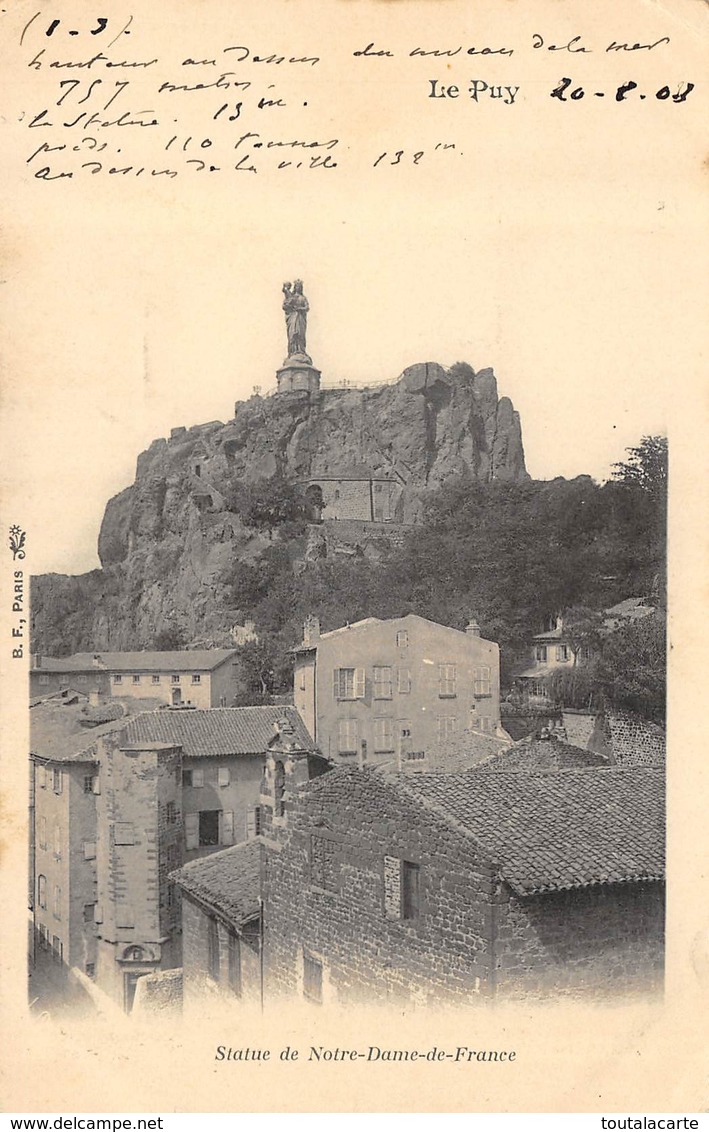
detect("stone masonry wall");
top-left (263, 773), bottom-right (497, 1007)
top-left (494, 881), bottom-right (664, 998)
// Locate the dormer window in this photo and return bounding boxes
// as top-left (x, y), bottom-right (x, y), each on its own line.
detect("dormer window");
top-left (396, 630), bottom-right (409, 648)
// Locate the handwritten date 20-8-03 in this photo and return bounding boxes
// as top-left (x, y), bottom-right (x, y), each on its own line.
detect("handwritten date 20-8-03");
top-left (551, 77), bottom-right (694, 102)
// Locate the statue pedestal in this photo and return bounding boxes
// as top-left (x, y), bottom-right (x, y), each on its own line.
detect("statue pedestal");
top-left (277, 355), bottom-right (321, 395)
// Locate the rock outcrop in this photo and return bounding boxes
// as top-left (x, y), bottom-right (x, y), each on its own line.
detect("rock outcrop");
top-left (31, 362), bottom-right (527, 654)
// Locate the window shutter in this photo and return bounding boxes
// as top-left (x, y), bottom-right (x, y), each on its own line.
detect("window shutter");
top-left (355, 668), bottom-right (365, 699)
top-left (220, 810), bottom-right (234, 846)
top-left (94, 903), bottom-right (103, 924)
top-left (333, 668), bottom-right (340, 699)
top-left (185, 812), bottom-right (199, 851)
top-left (218, 766), bottom-right (230, 787)
top-left (92, 775), bottom-right (101, 795)
top-left (246, 807), bottom-right (257, 839)
top-left (83, 841), bottom-right (96, 861)
top-left (192, 767), bottom-right (204, 788)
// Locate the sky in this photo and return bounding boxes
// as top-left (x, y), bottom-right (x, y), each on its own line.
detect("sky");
top-left (2, 0), bottom-right (703, 577)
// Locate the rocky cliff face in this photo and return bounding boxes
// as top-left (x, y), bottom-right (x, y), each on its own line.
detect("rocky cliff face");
top-left (31, 361), bottom-right (527, 654)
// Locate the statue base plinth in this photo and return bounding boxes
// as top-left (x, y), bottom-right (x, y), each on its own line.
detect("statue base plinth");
top-left (277, 357), bottom-right (321, 395)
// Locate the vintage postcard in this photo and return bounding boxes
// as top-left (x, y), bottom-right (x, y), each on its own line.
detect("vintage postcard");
top-left (1, 0), bottom-right (707, 1115)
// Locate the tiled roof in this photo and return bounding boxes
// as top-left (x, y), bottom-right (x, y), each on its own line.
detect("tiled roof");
top-left (33, 649), bottom-right (237, 673)
top-left (401, 769), bottom-right (664, 895)
top-left (123, 705), bottom-right (314, 758)
top-left (475, 736), bottom-right (610, 771)
top-left (407, 729), bottom-right (512, 773)
top-left (172, 840), bottom-right (263, 924)
top-left (30, 696), bottom-right (164, 762)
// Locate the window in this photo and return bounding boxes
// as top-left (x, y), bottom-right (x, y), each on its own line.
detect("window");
top-left (52, 768), bottom-right (63, 794)
top-left (384, 857), bottom-right (424, 921)
top-left (38, 817), bottom-right (47, 850)
top-left (78, 674), bottom-right (87, 683)
top-left (402, 861), bottom-right (421, 920)
top-left (83, 774), bottom-right (94, 794)
top-left (373, 666), bottom-right (393, 699)
top-left (52, 936), bottom-right (63, 962)
top-left (39, 674), bottom-right (50, 685)
top-left (183, 768), bottom-right (193, 787)
top-left (479, 717), bottom-right (492, 733)
top-left (171, 674), bottom-right (181, 684)
top-left (85, 962), bottom-right (95, 978)
top-left (228, 932), bottom-right (241, 996)
top-left (53, 826), bottom-right (61, 859)
top-left (406, 750), bottom-right (426, 761)
top-left (166, 801), bottom-right (176, 824)
top-left (246, 806), bottom-right (262, 839)
top-left (217, 766), bottom-right (230, 787)
top-left (333, 667), bottom-right (365, 700)
top-left (535, 646), bottom-right (547, 662)
top-left (191, 767), bottom-right (204, 788)
top-left (199, 810), bottom-right (220, 847)
top-left (474, 665), bottom-right (491, 696)
top-left (436, 716), bottom-right (457, 740)
top-left (53, 885), bottom-right (62, 918)
top-left (556, 645), bottom-right (569, 662)
top-left (337, 718), bottom-right (359, 755)
top-left (373, 717), bottom-right (394, 753)
top-left (83, 903), bottom-right (95, 924)
top-left (152, 674), bottom-right (160, 684)
top-left (302, 951), bottom-right (323, 1004)
top-left (112, 674), bottom-right (123, 684)
top-left (438, 663), bottom-right (457, 697)
top-left (208, 918), bottom-right (220, 981)
top-left (132, 674), bottom-right (141, 685)
top-left (396, 630), bottom-right (409, 648)
top-left (397, 667), bottom-right (411, 694)
top-left (37, 875), bottom-right (47, 910)
top-left (83, 841), bottom-right (96, 860)
top-left (37, 765), bottom-right (46, 789)
top-left (191, 674), bottom-right (201, 685)
top-left (114, 822), bottom-right (135, 845)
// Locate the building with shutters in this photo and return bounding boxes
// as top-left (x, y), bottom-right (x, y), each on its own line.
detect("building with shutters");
top-left (29, 696), bottom-right (319, 1013)
top-left (292, 613), bottom-right (501, 766)
top-left (29, 649), bottom-right (241, 709)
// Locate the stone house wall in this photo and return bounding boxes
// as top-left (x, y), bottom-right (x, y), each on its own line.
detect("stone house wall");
top-left (262, 770), bottom-right (665, 1006)
top-left (494, 882), bottom-right (664, 997)
top-left (263, 773), bottom-right (497, 1007)
top-left (181, 894), bottom-right (261, 1009)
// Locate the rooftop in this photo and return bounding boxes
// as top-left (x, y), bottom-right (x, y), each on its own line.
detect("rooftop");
top-left (474, 735), bottom-right (610, 772)
top-left (171, 839), bottom-right (263, 925)
top-left (402, 768), bottom-right (664, 895)
top-left (31, 649), bottom-right (238, 673)
top-left (30, 695), bottom-right (164, 762)
top-left (297, 766), bottom-right (665, 896)
top-left (123, 705), bottom-right (314, 758)
top-left (31, 703), bottom-right (314, 763)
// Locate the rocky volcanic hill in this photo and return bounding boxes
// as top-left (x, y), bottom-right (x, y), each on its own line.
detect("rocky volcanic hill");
top-left (31, 360), bottom-right (527, 654)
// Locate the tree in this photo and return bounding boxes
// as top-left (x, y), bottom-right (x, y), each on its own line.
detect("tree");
top-left (560, 606), bottom-right (605, 666)
top-left (152, 626), bottom-right (187, 650)
top-left (612, 436), bottom-right (668, 498)
top-left (594, 613), bottom-right (666, 724)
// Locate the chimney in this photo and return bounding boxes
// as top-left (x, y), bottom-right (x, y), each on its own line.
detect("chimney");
top-left (92, 654), bottom-right (104, 668)
top-left (465, 618), bottom-right (481, 637)
top-left (303, 614), bottom-right (321, 646)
